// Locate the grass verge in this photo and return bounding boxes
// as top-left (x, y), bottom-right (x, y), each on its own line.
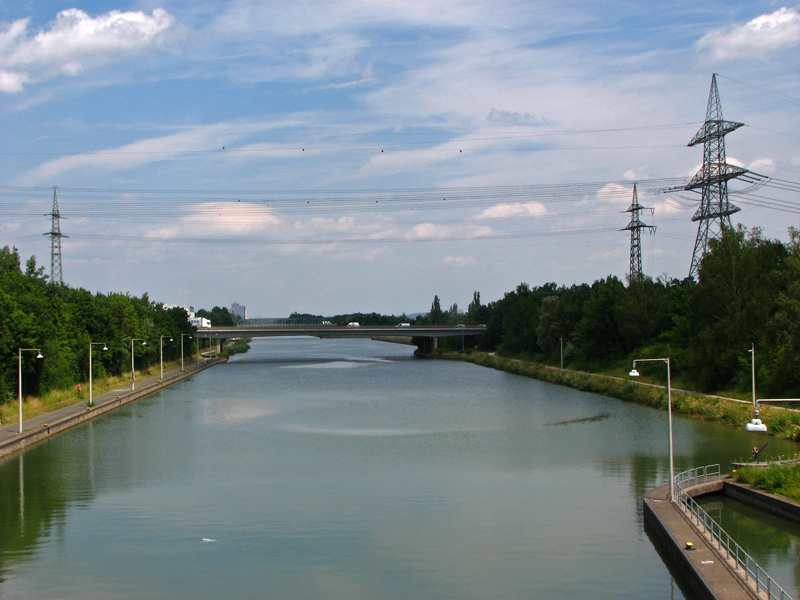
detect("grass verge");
top-left (734, 463), bottom-right (800, 503)
top-left (1, 356), bottom-right (197, 425)
top-left (459, 352), bottom-right (800, 442)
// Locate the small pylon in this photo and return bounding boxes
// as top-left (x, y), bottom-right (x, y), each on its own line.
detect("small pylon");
top-left (44, 187), bottom-right (68, 285)
top-left (622, 183), bottom-right (655, 281)
top-left (686, 74), bottom-right (747, 280)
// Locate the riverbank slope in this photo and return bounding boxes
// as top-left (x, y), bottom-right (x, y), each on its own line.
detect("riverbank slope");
top-left (0, 357), bottom-right (226, 461)
top-left (458, 352), bottom-right (800, 442)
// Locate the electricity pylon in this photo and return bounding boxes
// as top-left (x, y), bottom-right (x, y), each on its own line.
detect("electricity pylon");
top-left (686, 73), bottom-right (747, 280)
top-left (622, 183), bottom-right (655, 281)
top-left (44, 186), bottom-right (67, 285)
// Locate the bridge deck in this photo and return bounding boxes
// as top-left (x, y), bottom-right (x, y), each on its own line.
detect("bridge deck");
top-left (194, 325), bottom-right (486, 339)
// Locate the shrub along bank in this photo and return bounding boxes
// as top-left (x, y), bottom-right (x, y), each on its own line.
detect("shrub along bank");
top-left (734, 464), bottom-right (800, 503)
top-left (461, 352), bottom-right (800, 442)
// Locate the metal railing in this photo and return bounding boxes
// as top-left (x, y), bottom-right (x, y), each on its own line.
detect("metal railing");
top-left (674, 465), bottom-right (794, 600)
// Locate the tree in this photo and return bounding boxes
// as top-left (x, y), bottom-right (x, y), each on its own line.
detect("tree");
top-left (573, 276), bottom-right (626, 366)
top-left (466, 291), bottom-right (490, 325)
top-left (429, 295), bottom-right (444, 325)
top-left (684, 226), bottom-right (787, 391)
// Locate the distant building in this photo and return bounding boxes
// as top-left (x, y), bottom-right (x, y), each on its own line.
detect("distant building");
top-left (230, 302), bottom-right (248, 321)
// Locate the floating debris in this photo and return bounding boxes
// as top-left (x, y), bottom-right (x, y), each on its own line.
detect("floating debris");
top-left (545, 412), bottom-right (610, 427)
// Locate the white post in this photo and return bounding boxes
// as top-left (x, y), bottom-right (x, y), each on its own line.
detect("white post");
top-left (131, 339), bottom-right (145, 390)
top-left (160, 336), bottom-right (172, 379)
top-left (630, 357), bottom-right (674, 503)
top-left (181, 334), bottom-right (192, 371)
top-left (666, 358), bottom-right (674, 504)
top-left (18, 349), bottom-right (22, 433)
top-left (89, 343), bottom-right (93, 406)
top-left (17, 348), bottom-right (42, 434)
top-left (751, 344), bottom-right (756, 411)
top-left (131, 338), bottom-right (135, 391)
top-left (89, 342), bottom-right (107, 407)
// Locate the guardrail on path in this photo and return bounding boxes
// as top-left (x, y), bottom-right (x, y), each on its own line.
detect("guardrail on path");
top-left (675, 465), bottom-right (794, 600)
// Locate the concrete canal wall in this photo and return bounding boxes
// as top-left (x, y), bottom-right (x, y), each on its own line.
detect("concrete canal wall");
top-left (0, 357), bottom-right (226, 461)
top-left (644, 477), bottom-right (800, 600)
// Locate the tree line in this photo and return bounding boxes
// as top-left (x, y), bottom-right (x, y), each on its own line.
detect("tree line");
top-left (0, 246), bottom-right (235, 402)
top-left (4, 223), bottom-right (798, 402)
top-left (454, 226), bottom-right (800, 397)
top-left (290, 225), bottom-right (799, 398)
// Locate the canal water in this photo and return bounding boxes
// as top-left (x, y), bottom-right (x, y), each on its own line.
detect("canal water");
top-left (0, 337), bottom-right (797, 599)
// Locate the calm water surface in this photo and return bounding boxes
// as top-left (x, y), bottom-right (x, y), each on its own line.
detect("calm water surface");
top-left (1, 338), bottom-right (798, 599)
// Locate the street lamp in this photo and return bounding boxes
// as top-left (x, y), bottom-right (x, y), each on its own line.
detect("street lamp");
top-left (629, 357), bottom-right (674, 503)
top-left (181, 334), bottom-right (192, 371)
top-left (130, 338), bottom-right (146, 391)
top-left (159, 336), bottom-right (173, 380)
top-left (17, 348), bottom-right (43, 434)
top-left (88, 341), bottom-right (108, 407)
top-left (746, 345), bottom-right (768, 432)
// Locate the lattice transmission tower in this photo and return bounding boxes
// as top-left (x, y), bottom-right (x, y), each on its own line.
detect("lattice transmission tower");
top-left (44, 186), bottom-right (67, 285)
top-left (622, 183), bottom-right (655, 281)
top-left (686, 73), bottom-right (747, 280)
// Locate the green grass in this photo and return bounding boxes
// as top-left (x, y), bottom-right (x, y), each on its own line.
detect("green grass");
top-left (0, 356), bottom-right (195, 425)
top-left (459, 352), bottom-right (800, 441)
top-left (734, 463), bottom-right (800, 503)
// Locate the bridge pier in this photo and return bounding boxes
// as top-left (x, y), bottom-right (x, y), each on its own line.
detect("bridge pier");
top-left (416, 337), bottom-right (438, 355)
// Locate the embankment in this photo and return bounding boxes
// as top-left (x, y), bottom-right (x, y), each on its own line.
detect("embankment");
top-left (459, 353), bottom-right (800, 441)
top-left (0, 357), bottom-right (226, 461)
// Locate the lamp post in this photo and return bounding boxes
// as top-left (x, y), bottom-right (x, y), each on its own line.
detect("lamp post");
top-left (197, 335), bottom-right (200, 365)
top-left (629, 357), bottom-right (674, 503)
top-left (130, 338), bottom-right (146, 391)
top-left (746, 345), bottom-right (768, 432)
top-left (17, 348), bottom-right (43, 434)
top-left (88, 342), bottom-right (107, 407)
top-left (181, 334), bottom-right (192, 371)
top-left (159, 336), bottom-right (173, 380)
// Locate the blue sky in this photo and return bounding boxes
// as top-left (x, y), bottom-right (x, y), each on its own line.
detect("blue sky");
top-left (1, 1), bottom-right (799, 317)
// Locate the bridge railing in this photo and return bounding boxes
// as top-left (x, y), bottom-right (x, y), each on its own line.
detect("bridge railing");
top-left (674, 464), bottom-right (794, 600)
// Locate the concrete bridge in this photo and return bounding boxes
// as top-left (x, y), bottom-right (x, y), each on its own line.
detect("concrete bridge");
top-left (194, 324), bottom-right (486, 354)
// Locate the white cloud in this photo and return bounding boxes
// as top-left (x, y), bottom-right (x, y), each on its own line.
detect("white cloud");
top-left (697, 7), bottom-right (800, 62)
top-left (0, 8), bottom-right (178, 93)
top-left (748, 157), bottom-right (775, 174)
top-left (405, 222), bottom-right (493, 241)
top-left (142, 202), bottom-right (282, 240)
top-left (443, 255), bottom-right (477, 267)
top-left (25, 121), bottom-right (284, 181)
top-left (487, 108), bottom-right (547, 127)
top-left (184, 202), bottom-right (282, 235)
top-left (406, 222), bottom-right (451, 240)
top-left (584, 182), bottom-right (633, 206)
top-left (478, 202), bottom-right (547, 219)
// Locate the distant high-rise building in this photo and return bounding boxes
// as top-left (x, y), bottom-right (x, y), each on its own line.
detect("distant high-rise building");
top-left (230, 302), bottom-right (248, 321)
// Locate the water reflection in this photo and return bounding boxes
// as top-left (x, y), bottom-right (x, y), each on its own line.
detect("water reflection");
top-left (698, 494), bottom-right (800, 597)
top-left (0, 338), bottom-right (797, 599)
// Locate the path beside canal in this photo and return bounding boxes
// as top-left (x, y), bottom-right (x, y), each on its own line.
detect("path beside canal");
top-left (0, 356), bottom-right (225, 460)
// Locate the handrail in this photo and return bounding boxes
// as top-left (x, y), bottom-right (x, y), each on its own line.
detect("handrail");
top-left (674, 465), bottom-right (794, 600)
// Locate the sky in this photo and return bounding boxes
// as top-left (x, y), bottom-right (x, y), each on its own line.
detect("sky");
top-left (1, 1), bottom-right (799, 318)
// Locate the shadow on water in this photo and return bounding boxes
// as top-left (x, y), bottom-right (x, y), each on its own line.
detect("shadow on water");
top-left (544, 411), bottom-right (610, 426)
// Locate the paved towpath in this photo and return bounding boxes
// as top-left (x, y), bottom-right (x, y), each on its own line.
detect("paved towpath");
top-left (0, 357), bottom-right (223, 459)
